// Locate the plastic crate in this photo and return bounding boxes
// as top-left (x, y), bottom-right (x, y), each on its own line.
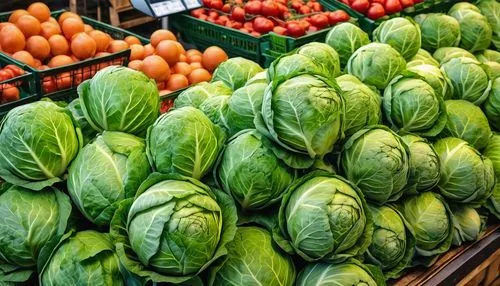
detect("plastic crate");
top-left (171, 13), bottom-right (268, 65)
top-left (0, 60), bottom-right (37, 117)
top-left (0, 10), bottom-right (149, 102)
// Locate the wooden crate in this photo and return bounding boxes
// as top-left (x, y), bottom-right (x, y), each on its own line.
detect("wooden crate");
top-left (109, 0), bottom-right (156, 29)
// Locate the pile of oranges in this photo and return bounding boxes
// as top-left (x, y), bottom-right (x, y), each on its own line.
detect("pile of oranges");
top-left (127, 29), bottom-right (229, 95)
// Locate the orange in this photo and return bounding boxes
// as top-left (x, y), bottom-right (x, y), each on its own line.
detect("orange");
top-left (107, 40), bottom-right (129, 53)
top-left (8, 10), bottom-right (29, 23)
top-left (84, 24), bottom-right (93, 32)
top-left (128, 60), bottom-right (143, 71)
top-left (48, 34), bottom-right (69, 56)
top-left (202, 46), bottom-right (228, 72)
top-left (88, 30), bottom-right (109, 52)
top-left (188, 68), bottom-right (211, 84)
top-left (48, 55), bottom-right (74, 67)
top-left (58, 12), bottom-right (80, 26)
top-left (190, 62), bottom-right (203, 70)
top-left (33, 59), bottom-right (42, 68)
top-left (155, 40), bottom-right (180, 66)
top-left (129, 44), bottom-right (145, 61)
top-left (186, 49), bottom-right (202, 58)
top-left (172, 62), bottom-right (192, 76)
top-left (175, 42), bottom-right (186, 55)
top-left (61, 17), bottom-right (84, 39)
top-left (47, 17), bottom-right (58, 25)
top-left (124, 35), bottom-right (141, 45)
top-left (142, 55), bottom-right (170, 82)
top-left (26, 35), bottom-right (50, 60)
top-left (27, 2), bottom-right (51, 22)
top-left (166, 74), bottom-right (189, 91)
top-left (179, 54), bottom-right (187, 62)
top-left (12, 51), bottom-right (35, 67)
top-left (143, 43), bottom-right (155, 57)
top-left (71, 32), bottom-right (96, 59)
top-left (40, 22), bottom-right (61, 39)
top-left (0, 25), bottom-right (25, 53)
top-left (150, 29), bottom-right (176, 47)
top-left (187, 54), bottom-right (202, 63)
top-left (0, 22), bottom-right (15, 32)
top-left (16, 15), bottom-right (41, 38)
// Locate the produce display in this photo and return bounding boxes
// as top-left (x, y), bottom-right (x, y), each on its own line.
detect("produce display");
top-left (0, 64), bottom-right (25, 103)
top-left (337, 0), bottom-right (423, 20)
top-left (0, 0), bottom-right (499, 285)
top-left (190, 0), bottom-right (351, 37)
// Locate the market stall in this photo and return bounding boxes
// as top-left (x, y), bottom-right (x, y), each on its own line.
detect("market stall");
top-left (0, 0), bottom-right (498, 285)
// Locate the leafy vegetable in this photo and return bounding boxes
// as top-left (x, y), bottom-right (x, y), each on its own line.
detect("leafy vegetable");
top-left (476, 0), bottom-right (500, 50)
top-left (414, 13), bottom-right (460, 51)
top-left (484, 78), bottom-right (500, 130)
top-left (325, 23), bottom-right (370, 67)
top-left (373, 17), bottom-right (421, 60)
top-left (174, 81), bottom-right (233, 109)
top-left (295, 42), bottom-right (341, 79)
top-left (211, 57), bottom-right (263, 90)
top-left (226, 83), bottom-right (266, 135)
top-left (433, 47), bottom-right (476, 64)
top-left (199, 95), bottom-right (231, 131)
top-left (67, 98), bottom-right (97, 145)
top-left (407, 64), bottom-right (452, 99)
top-left (484, 134), bottom-right (500, 219)
top-left (449, 8), bottom-right (492, 52)
top-left (407, 49), bottom-right (440, 68)
top-left (450, 205), bottom-right (485, 246)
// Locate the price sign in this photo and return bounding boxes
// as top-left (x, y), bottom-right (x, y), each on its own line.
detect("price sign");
top-left (130, 0), bottom-right (202, 17)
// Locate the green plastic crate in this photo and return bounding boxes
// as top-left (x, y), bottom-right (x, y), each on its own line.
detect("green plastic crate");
top-left (0, 9), bottom-right (149, 102)
top-left (0, 59), bottom-right (37, 117)
top-left (171, 13), bottom-right (268, 65)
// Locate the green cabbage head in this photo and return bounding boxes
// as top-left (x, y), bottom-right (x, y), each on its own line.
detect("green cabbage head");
top-left (407, 64), bottom-right (452, 99)
top-left (365, 205), bottom-right (415, 279)
top-left (401, 134), bottom-right (440, 193)
top-left (39, 231), bottom-right (124, 286)
top-left (449, 8), bottom-right (492, 52)
top-left (226, 82), bottom-right (266, 136)
top-left (325, 22), bottom-right (370, 67)
top-left (67, 98), bottom-right (97, 145)
top-left (341, 126), bottom-right (410, 204)
top-left (295, 260), bottom-right (386, 286)
top-left (484, 78), bottom-right (500, 130)
top-left (146, 106), bottom-right (226, 180)
top-left (407, 49), bottom-right (440, 68)
top-left (383, 75), bottom-right (447, 136)
top-left (441, 100), bottom-right (492, 150)
top-left (0, 184), bottom-right (71, 283)
top-left (434, 137), bottom-right (495, 206)
top-left (477, 0), bottom-right (500, 49)
top-left (397, 192), bottom-right (453, 266)
top-left (433, 47), bottom-right (476, 64)
top-left (295, 42), bottom-right (341, 79)
top-left (110, 173), bottom-right (237, 284)
top-left (199, 95), bottom-right (231, 131)
top-left (78, 66), bottom-right (159, 136)
top-left (483, 134), bottom-right (500, 219)
top-left (0, 101), bottom-right (81, 190)
top-left (373, 17), bottom-right (421, 60)
top-left (68, 131), bottom-right (151, 226)
top-left (450, 205), bottom-right (485, 246)
top-left (216, 130), bottom-right (294, 210)
top-left (211, 57), bottom-right (263, 90)
top-left (336, 74), bottom-right (381, 137)
top-left (174, 81), bottom-right (232, 109)
top-left (414, 13), bottom-right (460, 51)
top-left (275, 171), bottom-right (373, 263)
top-left (347, 43), bottom-right (407, 89)
top-left (209, 226), bottom-right (296, 286)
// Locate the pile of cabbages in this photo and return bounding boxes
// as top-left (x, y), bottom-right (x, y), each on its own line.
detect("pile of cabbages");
top-left (0, 1), bottom-right (499, 285)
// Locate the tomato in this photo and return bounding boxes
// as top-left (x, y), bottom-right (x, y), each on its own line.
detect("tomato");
top-left (385, 0), bottom-right (402, 14)
top-left (240, 28), bottom-right (250, 33)
top-left (202, 0), bottom-right (211, 7)
top-left (286, 21), bottom-right (306, 37)
top-left (283, 11), bottom-right (292, 19)
top-left (219, 15), bottom-right (229, 23)
top-left (42, 77), bottom-right (57, 93)
top-left (190, 8), bottom-right (205, 18)
top-left (244, 1), bottom-right (262, 15)
top-left (307, 25), bottom-right (318, 33)
top-left (400, 0), bottom-right (414, 8)
top-left (299, 5), bottom-right (311, 14)
top-left (367, 3), bottom-right (386, 19)
top-left (351, 0), bottom-right (370, 13)
top-left (312, 2), bottom-right (323, 12)
top-left (253, 17), bottom-right (274, 33)
top-left (210, 0), bottom-right (223, 10)
top-left (309, 14), bottom-right (329, 29)
top-left (231, 7), bottom-right (246, 22)
top-left (0, 70), bottom-right (12, 82)
top-left (273, 26), bottom-right (287, 35)
top-left (222, 4), bottom-right (231, 13)
top-left (341, 0), bottom-right (351, 6)
top-left (208, 11), bottom-right (219, 19)
top-left (299, 19), bottom-right (310, 30)
top-left (262, 1), bottom-right (280, 17)
top-left (2, 68), bottom-right (16, 79)
top-left (327, 10), bottom-right (350, 25)
top-left (291, 1), bottom-right (303, 11)
top-left (231, 21), bottom-right (243, 29)
top-left (199, 14), bottom-right (208, 20)
top-left (1, 84), bottom-right (19, 103)
top-left (251, 31), bottom-right (261, 37)
top-left (277, 3), bottom-right (289, 15)
top-left (4, 65), bottom-right (24, 76)
top-left (244, 22), bottom-right (254, 31)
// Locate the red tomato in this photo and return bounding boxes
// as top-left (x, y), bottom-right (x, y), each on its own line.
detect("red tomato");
top-left (283, 11), bottom-right (292, 19)
top-left (4, 65), bottom-right (24, 76)
top-left (273, 26), bottom-right (287, 35)
top-left (385, 0), bottom-right (402, 14)
top-left (367, 3), bottom-right (386, 19)
top-left (208, 11), bottom-right (219, 19)
top-left (400, 0), bottom-right (414, 8)
top-left (251, 31), bottom-right (261, 37)
top-left (262, 1), bottom-right (280, 17)
top-left (299, 19), bottom-right (311, 30)
top-left (244, 1), bottom-right (262, 14)
top-left (219, 15), bottom-right (230, 23)
top-left (2, 68), bottom-right (16, 79)
top-left (240, 28), bottom-right (250, 33)
top-left (210, 0), bottom-right (223, 10)
top-left (308, 26), bottom-right (319, 33)
top-left (222, 4), bottom-right (231, 13)
top-left (244, 22), bottom-right (254, 31)
top-left (328, 10), bottom-right (350, 25)
top-left (231, 7), bottom-right (246, 22)
top-left (286, 21), bottom-right (306, 37)
top-left (341, 0), bottom-right (351, 5)
top-left (0, 70), bottom-right (11, 81)
top-left (253, 17), bottom-right (274, 33)
top-left (351, 0), bottom-right (370, 13)
top-left (190, 8), bottom-right (205, 18)
top-left (199, 14), bottom-right (208, 20)
top-left (291, 1), bottom-right (303, 11)
top-left (299, 5), bottom-right (311, 14)
top-left (231, 21), bottom-right (243, 29)
top-left (312, 2), bottom-right (323, 11)
top-left (309, 14), bottom-right (329, 29)
top-left (202, 0), bottom-right (211, 7)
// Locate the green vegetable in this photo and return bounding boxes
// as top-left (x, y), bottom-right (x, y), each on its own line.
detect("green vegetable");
top-left (407, 49), bottom-right (440, 68)
top-left (209, 226), bottom-right (296, 286)
top-left (341, 126), bottom-right (410, 204)
top-left (347, 43), bottom-right (407, 89)
top-left (475, 49), bottom-right (500, 63)
top-left (407, 64), bottom-right (452, 99)
top-left (434, 137), bottom-right (495, 206)
top-left (146, 106), bottom-right (226, 180)
top-left (441, 57), bottom-right (491, 105)
top-left (448, 2), bottom-right (481, 14)
top-left (245, 71), bottom-right (268, 85)
top-left (397, 192), bottom-right (453, 266)
top-left (373, 17), bottom-right (421, 60)
top-left (39, 231), bottom-right (125, 286)
top-left (67, 131), bottom-right (151, 226)
top-left (275, 171), bottom-right (373, 263)
top-left (433, 47), bottom-right (476, 64)
top-left (325, 22), bottom-right (370, 67)
top-left (110, 173), bottom-right (237, 284)
top-left (0, 101), bottom-right (81, 190)
top-left (441, 100), bottom-right (492, 150)
top-left (365, 205), bottom-right (415, 279)
top-left (78, 66), bottom-right (159, 136)
top-left (211, 57), bottom-right (263, 90)
top-left (295, 260), bottom-right (386, 286)
top-left (0, 184), bottom-right (71, 283)
top-left (484, 134), bottom-right (500, 219)
top-left (401, 134), bottom-right (440, 193)
top-left (336, 74), bottom-right (381, 137)
top-left (199, 95), bottom-right (231, 131)
top-left (226, 83), bottom-right (266, 136)
top-left (476, 0), bottom-right (500, 50)
top-left (67, 98), bottom-right (97, 145)
top-left (256, 74), bottom-right (344, 161)
top-left (383, 74), bottom-right (447, 136)
top-left (216, 130), bottom-right (294, 210)
top-left (450, 205), bottom-right (485, 246)
top-left (449, 8), bottom-right (492, 52)
top-left (174, 81), bottom-right (233, 109)
top-left (414, 13), bottom-right (460, 51)
top-left (295, 42), bottom-right (341, 79)
top-left (485, 78), bottom-right (500, 130)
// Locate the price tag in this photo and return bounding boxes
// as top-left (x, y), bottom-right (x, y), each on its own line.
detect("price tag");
top-left (132, 0), bottom-right (202, 17)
